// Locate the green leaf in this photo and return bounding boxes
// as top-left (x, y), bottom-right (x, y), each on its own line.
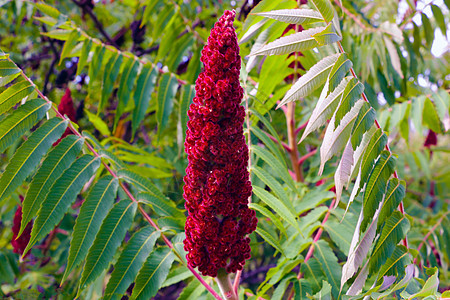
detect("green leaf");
top-left (362, 151), bottom-right (396, 232)
top-left (294, 280), bottom-right (312, 300)
top-left (432, 89), bottom-right (450, 121)
top-left (176, 280), bottom-right (205, 300)
top-left (378, 178), bottom-right (405, 229)
top-left (359, 128), bottom-right (388, 191)
top-left (314, 240), bottom-right (341, 299)
top-left (253, 8), bottom-right (323, 24)
top-left (63, 176), bottom-right (119, 283)
top-left (0, 117), bottom-right (67, 203)
top-left (255, 226), bottom-right (285, 255)
top-left (301, 258), bottom-right (326, 293)
top-left (104, 226), bottom-right (161, 300)
top-left (300, 77), bottom-right (351, 143)
top-left (312, 22), bottom-right (341, 45)
top-left (369, 211), bottom-right (410, 273)
top-left (0, 59), bottom-right (21, 77)
top-left (157, 73), bottom-right (178, 139)
top-left (0, 79), bottom-right (36, 115)
top-left (252, 145), bottom-right (297, 192)
top-left (76, 39), bottom-right (92, 76)
top-left (378, 245), bottom-right (410, 278)
top-left (117, 168), bottom-right (165, 200)
top-left (137, 192), bottom-right (185, 220)
top-left (253, 186), bottom-right (300, 233)
top-left (88, 45), bottom-right (106, 99)
top-left (334, 78), bottom-right (364, 127)
top-left (422, 97), bottom-right (442, 133)
top-left (328, 53), bottom-right (352, 94)
top-left (431, 4), bottom-right (446, 35)
top-left (25, 155), bottom-right (101, 256)
top-left (130, 247), bottom-right (175, 300)
top-left (79, 199), bottom-right (137, 291)
top-left (250, 126), bottom-right (287, 168)
top-left (101, 52), bottom-right (123, 112)
top-left (310, 0), bottom-right (334, 22)
top-left (116, 59), bottom-right (139, 133)
top-left (249, 202), bottom-right (287, 237)
top-left (319, 100), bottom-right (363, 175)
top-left (34, 2), bottom-right (61, 18)
top-left (0, 73), bottom-right (20, 88)
top-left (377, 69), bottom-right (395, 105)
top-left (84, 109), bottom-right (111, 136)
top-left (132, 65), bottom-right (158, 137)
top-left (411, 96), bottom-right (425, 134)
top-left (250, 109), bottom-right (285, 151)
top-left (249, 27), bottom-right (324, 56)
top-left (351, 102), bottom-right (376, 149)
top-left (21, 135), bottom-right (84, 237)
top-left (179, 84), bottom-right (195, 141)
top-left (323, 218), bottom-right (353, 256)
top-left (279, 53), bottom-right (340, 107)
top-left (0, 98), bottom-right (50, 153)
top-left (59, 30), bottom-right (81, 65)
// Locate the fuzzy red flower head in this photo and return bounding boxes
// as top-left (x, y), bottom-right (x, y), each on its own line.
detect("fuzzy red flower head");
top-left (183, 10), bottom-right (257, 277)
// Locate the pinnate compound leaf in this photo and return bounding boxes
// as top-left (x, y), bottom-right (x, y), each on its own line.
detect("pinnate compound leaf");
top-left (117, 168), bottom-right (166, 200)
top-left (132, 65), bottom-right (158, 136)
top-left (319, 100), bottom-right (363, 175)
top-left (130, 247), bottom-right (175, 300)
top-left (253, 8), bottom-right (323, 24)
top-left (351, 102), bottom-right (376, 149)
top-left (249, 27), bottom-right (324, 56)
top-left (63, 176), bottom-right (119, 283)
top-left (21, 135), bottom-right (84, 237)
top-left (378, 178), bottom-right (405, 229)
top-left (157, 73), bottom-right (178, 139)
top-left (334, 78), bottom-right (364, 127)
top-left (300, 77), bottom-right (351, 143)
top-left (279, 53), bottom-right (340, 107)
top-left (369, 211), bottom-right (410, 274)
top-left (310, 0), bottom-right (334, 22)
top-left (25, 155), bottom-right (101, 256)
top-left (253, 186), bottom-right (300, 233)
top-left (0, 117), bottom-right (66, 201)
top-left (0, 98), bottom-right (50, 153)
top-left (315, 240), bottom-right (341, 299)
top-left (0, 80), bottom-right (35, 115)
top-left (104, 226), bottom-right (161, 300)
top-left (79, 199), bottom-right (137, 292)
top-left (362, 151), bottom-right (396, 232)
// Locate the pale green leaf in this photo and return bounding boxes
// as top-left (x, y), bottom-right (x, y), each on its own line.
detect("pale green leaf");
top-left (137, 192), bottom-right (185, 220)
top-left (253, 8), bottom-right (323, 24)
top-left (334, 78), bottom-right (364, 127)
top-left (84, 109), bottom-right (111, 136)
top-left (312, 22), bottom-right (341, 45)
top-left (60, 30), bottom-right (81, 65)
top-left (310, 0), bottom-right (334, 22)
top-left (327, 53), bottom-right (352, 94)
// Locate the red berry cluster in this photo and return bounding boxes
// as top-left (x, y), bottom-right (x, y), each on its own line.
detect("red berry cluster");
top-left (183, 10), bottom-right (257, 277)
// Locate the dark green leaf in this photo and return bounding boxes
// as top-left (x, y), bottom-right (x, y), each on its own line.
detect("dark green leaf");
top-left (334, 78), bottom-right (364, 127)
top-left (351, 102), bottom-right (376, 149)
top-left (328, 53), bottom-right (352, 94)
top-left (101, 52), bottom-right (123, 112)
top-left (76, 39), bottom-right (92, 76)
top-left (116, 59), bottom-right (139, 133)
top-left (157, 73), bottom-right (178, 139)
top-left (378, 178), bottom-right (405, 229)
top-left (314, 240), bottom-right (341, 298)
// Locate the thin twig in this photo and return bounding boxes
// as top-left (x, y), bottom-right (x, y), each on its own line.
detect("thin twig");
top-left (9, 57), bottom-right (223, 300)
top-left (298, 149), bottom-right (317, 166)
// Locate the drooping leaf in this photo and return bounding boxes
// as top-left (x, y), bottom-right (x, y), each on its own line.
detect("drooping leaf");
top-left (312, 22), bottom-right (341, 45)
top-left (76, 38), bottom-right (92, 76)
top-left (0, 98), bottom-right (50, 153)
top-left (334, 78), bottom-right (364, 127)
top-left (319, 100), bottom-right (363, 175)
top-left (79, 199), bottom-right (137, 291)
top-left (137, 192), bottom-right (185, 220)
top-left (249, 203), bottom-right (287, 237)
top-left (362, 151), bottom-right (396, 232)
top-left (59, 30), bottom-right (81, 65)
top-left (328, 53), bottom-right (352, 94)
top-left (378, 245), bottom-right (410, 278)
top-left (383, 36), bottom-right (403, 78)
top-left (315, 240), bottom-right (341, 299)
top-left (130, 246), bottom-right (175, 300)
top-left (346, 262), bottom-right (369, 296)
top-left (253, 186), bottom-right (300, 233)
top-left (63, 176), bottom-right (119, 283)
top-left (179, 84), bottom-right (195, 142)
top-left (249, 27), bottom-right (324, 56)
top-left (20, 135), bottom-right (84, 237)
top-left (378, 178), bottom-right (405, 229)
top-left (251, 126), bottom-right (287, 168)
top-left (422, 97), bottom-right (442, 133)
top-left (132, 65), bottom-right (158, 136)
top-left (279, 53), bottom-right (340, 107)
top-left (25, 155), bottom-right (101, 256)
top-left (101, 52), bottom-right (123, 112)
top-left (0, 117), bottom-right (67, 203)
top-left (104, 226), bottom-right (161, 300)
top-left (117, 168), bottom-right (165, 200)
top-left (0, 80), bottom-right (35, 115)
top-left (350, 102), bottom-right (376, 149)
top-left (255, 226), bottom-right (285, 255)
top-left (116, 59), bottom-right (139, 133)
top-left (253, 8), bottom-right (323, 24)
top-left (334, 141), bottom-right (353, 204)
top-left (84, 109), bottom-right (111, 136)
top-left (310, 0), bottom-right (334, 22)
top-left (88, 45), bottom-right (105, 99)
top-left (300, 77), bottom-right (351, 143)
top-left (369, 211), bottom-right (410, 274)
top-left (411, 96), bottom-right (425, 135)
top-left (431, 4), bottom-right (447, 35)
top-left (156, 73), bottom-right (178, 139)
